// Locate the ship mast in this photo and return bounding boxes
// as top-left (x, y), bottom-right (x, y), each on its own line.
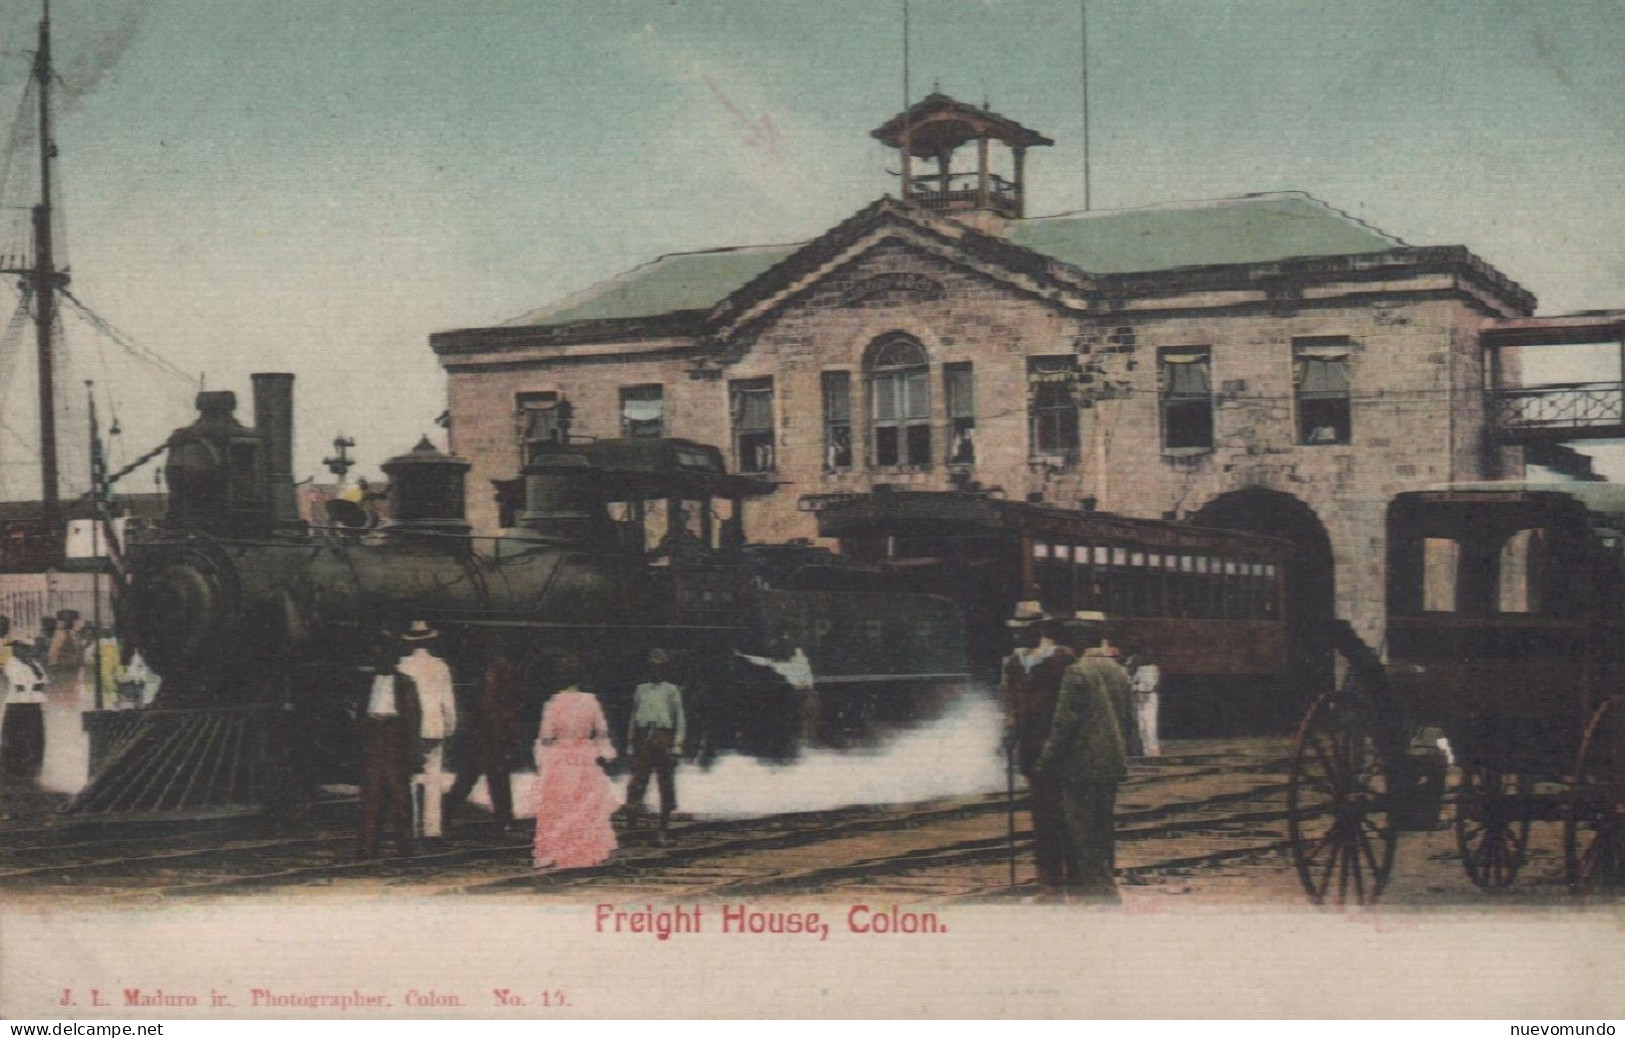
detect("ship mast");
top-left (31, 0), bottom-right (65, 523)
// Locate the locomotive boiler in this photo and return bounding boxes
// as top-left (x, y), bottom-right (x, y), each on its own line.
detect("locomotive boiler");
top-left (76, 374), bottom-right (969, 813)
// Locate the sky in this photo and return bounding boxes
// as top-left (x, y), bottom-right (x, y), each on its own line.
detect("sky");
top-left (0, 0), bottom-right (1622, 498)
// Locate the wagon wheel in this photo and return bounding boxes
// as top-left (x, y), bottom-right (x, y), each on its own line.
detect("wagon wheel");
top-left (1565, 697), bottom-right (1625, 896)
top-left (1287, 693), bottom-right (1398, 906)
top-left (1454, 767), bottom-right (1529, 889)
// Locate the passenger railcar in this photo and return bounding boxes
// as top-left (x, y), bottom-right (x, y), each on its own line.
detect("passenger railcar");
top-left (805, 489), bottom-right (1298, 731)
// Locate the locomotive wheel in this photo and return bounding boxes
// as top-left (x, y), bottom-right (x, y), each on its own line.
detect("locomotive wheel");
top-left (1566, 697), bottom-right (1625, 897)
top-left (1287, 693), bottom-right (1397, 907)
top-left (1454, 767), bottom-right (1529, 890)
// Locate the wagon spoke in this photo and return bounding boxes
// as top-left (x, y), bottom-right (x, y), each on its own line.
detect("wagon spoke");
top-left (1308, 732), bottom-right (1339, 784)
top-left (1302, 828), bottom-right (1336, 864)
top-left (1337, 828), bottom-right (1353, 903)
top-left (1312, 827), bottom-right (1341, 899)
top-left (1355, 819), bottom-right (1382, 878)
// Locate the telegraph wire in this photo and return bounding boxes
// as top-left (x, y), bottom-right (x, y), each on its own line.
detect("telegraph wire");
top-left (59, 287), bottom-right (198, 387)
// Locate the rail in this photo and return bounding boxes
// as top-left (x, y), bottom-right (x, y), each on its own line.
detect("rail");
top-left (907, 172), bottom-right (1020, 214)
top-left (1491, 381), bottom-right (1625, 440)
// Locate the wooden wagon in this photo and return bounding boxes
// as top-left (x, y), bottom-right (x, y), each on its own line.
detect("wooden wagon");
top-left (1287, 482), bottom-right (1625, 904)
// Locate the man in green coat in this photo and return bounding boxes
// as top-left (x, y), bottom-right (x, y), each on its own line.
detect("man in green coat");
top-left (1035, 646), bottom-right (1130, 902)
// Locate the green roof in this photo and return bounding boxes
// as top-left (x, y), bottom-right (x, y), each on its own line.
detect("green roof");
top-left (507, 193), bottom-right (1402, 327)
top-left (505, 244), bottom-right (800, 326)
top-left (1006, 194), bottom-right (1401, 274)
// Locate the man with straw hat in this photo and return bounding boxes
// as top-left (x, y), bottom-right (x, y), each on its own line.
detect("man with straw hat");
top-left (398, 620), bottom-right (457, 840)
top-left (999, 600), bottom-right (1076, 899)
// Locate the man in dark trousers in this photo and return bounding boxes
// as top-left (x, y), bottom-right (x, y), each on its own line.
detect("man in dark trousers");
top-left (1, 640), bottom-right (47, 786)
top-left (1058, 613), bottom-right (1142, 759)
top-left (1036, 645), bottom-right (1131, 903)
top-left (357, 635), bottom-right (422, 860)
top-left (446, 633), bottom-right (520, 833)
top-left (999, 600), bottom-right (1077, 900)
top-left (624, 648), bottom-right (685, 842)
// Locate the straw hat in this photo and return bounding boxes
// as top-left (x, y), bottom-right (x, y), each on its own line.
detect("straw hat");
top-left (1004, 600), bottom-right (1052, 628)
top-left (1064, 610), bottom-right (1108, 624)
top-left (401, 620), bottom-right (438, 643)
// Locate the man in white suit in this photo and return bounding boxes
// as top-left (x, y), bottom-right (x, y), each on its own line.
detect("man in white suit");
top-left (397, 620), bottom-right (456, 838)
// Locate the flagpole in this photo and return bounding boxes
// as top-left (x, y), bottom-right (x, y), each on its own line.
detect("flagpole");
top-left (1081, 0), bottom-right (1092, 211)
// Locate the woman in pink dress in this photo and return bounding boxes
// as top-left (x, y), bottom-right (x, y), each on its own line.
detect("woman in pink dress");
top-left (530, 657), bottom-right (618, 870)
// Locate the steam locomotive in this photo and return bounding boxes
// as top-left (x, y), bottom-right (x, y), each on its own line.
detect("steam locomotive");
top-left (77, 374), bottom-right (968, 813)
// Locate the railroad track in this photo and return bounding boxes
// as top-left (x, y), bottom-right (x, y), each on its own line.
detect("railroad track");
top-left (0, 747), bottom-right (1296, 902)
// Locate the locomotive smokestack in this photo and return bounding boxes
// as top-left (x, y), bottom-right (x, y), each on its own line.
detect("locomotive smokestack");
top-left (251, 373), bottom-right (299, 529)
top-left (382, 436), bottom-right (471, 545)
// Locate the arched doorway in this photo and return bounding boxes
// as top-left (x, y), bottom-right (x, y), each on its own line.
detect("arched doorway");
top-left (1189, 488), bottom-right (1336, 734)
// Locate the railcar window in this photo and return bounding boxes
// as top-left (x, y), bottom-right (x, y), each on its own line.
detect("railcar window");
top-left (1152, 553), bottom-right (1172, 618)
top-left (1496, 528), bottom-right (1547, 614)
top-left (1422, 538), bottom-right (1460, 613)
top-left (1077, 545), bottom-right (1101, 611)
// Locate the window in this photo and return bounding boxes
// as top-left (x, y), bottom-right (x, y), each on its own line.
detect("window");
top-left (1159, 348), bottom-right (1213, 450)
top-left (619, 384), bottom-right (665, 439)
top-left (730, 378), bottom-right (775, 473)
top-left (1421, 536), bottom-right (1467, 613)
top-left (516, 391), bottom-right (568, 463)
top-left (822, 372), bottom-right (853, 470)
top-left (1417, 528), bottom-right (1551, 615)
top-left (945, 363), bottom-right (976, 465)
top-left (868, 336), bottom-right (931, 467)
top-left (1028, 356), bottom-right (1080, 458)
top-left (1295, 339), bottom-right (1351, 445)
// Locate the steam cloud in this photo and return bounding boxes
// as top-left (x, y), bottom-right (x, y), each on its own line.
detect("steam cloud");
top-left (492, 690), bottom-right (1010, 821)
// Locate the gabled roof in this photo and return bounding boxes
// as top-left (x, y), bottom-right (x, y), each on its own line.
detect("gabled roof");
top-left (504, 243), bottom-right (802, 327)
top-left (495, 192), bottom-right (1406, 331)
top-left (1007, 193), bottom-right (1403, 274)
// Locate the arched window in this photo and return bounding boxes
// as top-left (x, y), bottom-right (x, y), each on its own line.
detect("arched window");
top-left (867, 335), bottom-right (931, 467)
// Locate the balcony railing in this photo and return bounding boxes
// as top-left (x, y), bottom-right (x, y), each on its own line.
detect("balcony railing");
top-left (907, 172), bottom-right (1020, 216)
top-left (1491, 381), bottom-right (1625, 440)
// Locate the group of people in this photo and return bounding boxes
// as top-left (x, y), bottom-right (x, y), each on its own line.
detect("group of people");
top-left (357, 624), bottom-right (686, 874)
top-left (1000, 601), bottom-right (1162, 903)
top-left (0, 610), bottom-right (151, 789)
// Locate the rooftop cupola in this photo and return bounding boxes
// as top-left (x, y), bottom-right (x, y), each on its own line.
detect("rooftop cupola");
top-left (871, 93), bottom-right (1053, 229)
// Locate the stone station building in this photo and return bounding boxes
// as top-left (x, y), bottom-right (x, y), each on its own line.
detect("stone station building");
top-left (431, 94), bottom-right (1613, 653)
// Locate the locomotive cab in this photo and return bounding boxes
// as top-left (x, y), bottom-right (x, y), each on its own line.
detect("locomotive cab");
top-left (163, 390), bottom-right (273, 537)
